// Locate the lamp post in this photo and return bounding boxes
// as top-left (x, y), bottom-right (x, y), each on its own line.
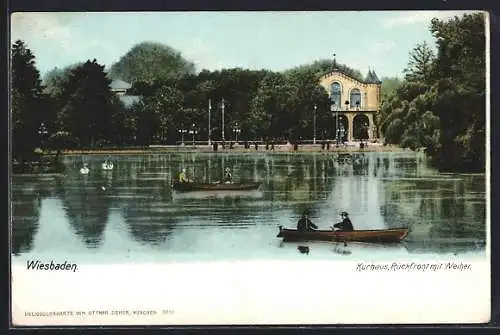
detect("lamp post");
top-left (330, 101), bottom-right (337, 147)
top-left (313, 104), bottom-right (317, 144)
top-left (362, 122), bottom-right (368, 146)
top-left (38, 122), bottom-right (48, 150)
top-left (208, 99), bottom-right (212, 146)
top-left (178, 127), bottom-right (188, 145)
top-left (233, 123), bottom-right (241, 143)
top-left (189, 123), bottom-right (198, 147)
top-left (221, 98), bottom-right (225, 144)
top-left (344, 100), bottom-right (349, 143)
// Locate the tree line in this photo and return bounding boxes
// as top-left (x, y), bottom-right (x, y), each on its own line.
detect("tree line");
top-left (11, 12), bottom-right (486, 173)
top-left (377, 12), bottom-right (486, 172)
top-left (11, 40), bottom-right (361, 161)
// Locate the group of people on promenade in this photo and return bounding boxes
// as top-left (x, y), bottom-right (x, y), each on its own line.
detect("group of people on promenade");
top-left (297, 210), bottom-right (354, 232)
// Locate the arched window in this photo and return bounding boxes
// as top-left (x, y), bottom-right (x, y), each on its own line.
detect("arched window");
top-left (330, 82), bottom-right (341, 109)
top-left (350, 88), bottom-right (362, 108)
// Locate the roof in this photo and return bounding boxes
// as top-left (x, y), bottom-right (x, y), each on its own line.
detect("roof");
top-left (110, 79), bottom-right (132, 90)
top-left (365, 69), bottom-right (382, 84)
top-left (326, 56), bottom-right (381, 85)
top-left (119, 95), bottom-right (141, 108)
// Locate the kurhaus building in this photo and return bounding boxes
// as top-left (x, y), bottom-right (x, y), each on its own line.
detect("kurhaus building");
top-left (319, 57), bottom-right (381, 143)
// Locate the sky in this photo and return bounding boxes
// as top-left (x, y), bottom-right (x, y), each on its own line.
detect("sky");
top-left (10, 10), bottom-right (481, 80)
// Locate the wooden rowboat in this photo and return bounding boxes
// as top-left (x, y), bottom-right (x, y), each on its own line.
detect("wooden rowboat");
top-left (172, 181), bottom-right (261, 192)
top-left (277, 226), bottom-right (409, 243)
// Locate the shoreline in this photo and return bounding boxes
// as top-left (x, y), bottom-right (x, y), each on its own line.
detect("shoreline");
top-left (59, 143), bottom-right (409, 155)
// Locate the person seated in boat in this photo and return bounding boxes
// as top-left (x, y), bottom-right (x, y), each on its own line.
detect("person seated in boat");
top-left (223, 167), bottom-right (233, 184)
top-left (178, 168), bottom-right (192, 183)
top-left (297, 211), bottom-right (318, 232)
top-left (332, 211), bottom-right (354, 232)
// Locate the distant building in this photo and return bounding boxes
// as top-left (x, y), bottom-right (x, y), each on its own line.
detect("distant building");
top-left (319, 56), bottom-right (382, 142)
top-left (110, 79), bottom-right (141, 109)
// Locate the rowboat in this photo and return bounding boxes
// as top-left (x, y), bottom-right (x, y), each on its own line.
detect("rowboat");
top-left (277, 226), bottom-right (409, 243)
top-left (172, 181), bottom-right (261, 192)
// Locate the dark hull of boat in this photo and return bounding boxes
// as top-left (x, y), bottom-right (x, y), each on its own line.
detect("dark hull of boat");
top-left (172, 182), bottom-right (261, 192)
top-left (277, 226), bottom-right (409, 243)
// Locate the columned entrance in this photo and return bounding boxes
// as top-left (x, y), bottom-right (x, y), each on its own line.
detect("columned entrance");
top-left (335, 112), bottom-right (375, 142)
top-left (353, 114), bottom-right (370, 140)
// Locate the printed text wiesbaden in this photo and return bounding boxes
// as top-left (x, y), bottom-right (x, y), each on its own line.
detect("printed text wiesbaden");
top-left (27, 260), bottom-right (78, 272)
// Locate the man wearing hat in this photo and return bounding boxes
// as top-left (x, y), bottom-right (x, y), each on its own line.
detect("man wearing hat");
top-left (332, 211), bottom-right (354, 232)
top-left (297, 210), bottom-right (318, 232)
top-left (223, 167), bottom-right (233, 184)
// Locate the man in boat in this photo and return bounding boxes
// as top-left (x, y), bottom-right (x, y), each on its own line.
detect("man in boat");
top-left (297, 211), bottom-right (318, 232)
top-left (332, 211), bottom-right (354, 232)
top-left (223, 167), bottom-right (233, 184)
top-left (178, 168), bottom-right (192, 183)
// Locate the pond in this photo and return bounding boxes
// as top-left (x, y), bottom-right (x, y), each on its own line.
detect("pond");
top-left (11, 151), bottom-right (487, 264)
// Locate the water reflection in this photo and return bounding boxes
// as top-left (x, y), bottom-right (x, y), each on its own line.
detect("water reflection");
top-left (10, 152), bottom-right (487, 260)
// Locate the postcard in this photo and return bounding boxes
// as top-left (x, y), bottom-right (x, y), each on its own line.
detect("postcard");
top-left (10, 10), bottom-right (490, 326)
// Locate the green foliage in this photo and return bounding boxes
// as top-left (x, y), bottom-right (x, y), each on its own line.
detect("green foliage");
top-left (285, 59), bottom-right (364, 82)
top-left (108, 41), bottom-right (196, 83)
top-left (42, 63), bottom-right (83, 97)
top-left (403, 42), bottom-right (436, 83)
top-left (379, 12), bottom-right (486, 172)
top-left (11, 40), bottom-right (51, 165)
top-left (58, 59), bottom-right (123, 148)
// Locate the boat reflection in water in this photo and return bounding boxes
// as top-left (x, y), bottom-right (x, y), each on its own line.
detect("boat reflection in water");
top-left (278, 240), bottom-right (407, 258)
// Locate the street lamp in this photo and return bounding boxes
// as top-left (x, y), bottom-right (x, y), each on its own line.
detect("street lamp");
top-left (38, 122), bottom-right (48, 150)
top-left (361, 122), bottom-right (368, 146)
top-left (313, 104), bottom-right (317, 144)
top-left (178, 127), bottom-right (188, 145)
top-left (189, 123), bottom-right (198, 147)
top-left (233, 123), bottom-right (241, 143)
top-left (344, 100), bottom-right (349, 144)
top-left (330, 101), bottom-right (337, 146)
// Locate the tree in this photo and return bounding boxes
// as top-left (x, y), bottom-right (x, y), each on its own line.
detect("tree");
top-left (403, 42), bottom-right (436, 83)
top-left (429, 13), bottom-right (486, 171)
top-left (58, 59), bottom-right (121, 148)
top-left (11, 40), bottom-right (51, 168)
top-left (108, 42), bottom-right (196, 84)
top-left (42, 63), bottom-right (83, 97)
top-left (379, 12), bottom-right (486, 172)
top-left (134, 85), bottom-right (184, 144)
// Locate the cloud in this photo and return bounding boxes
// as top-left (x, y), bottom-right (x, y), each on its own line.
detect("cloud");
top-left (381, 10), bottom-right (479, 28)
top-left (10, 12), bottom-right (118, 72)
top-left (10, 12), bottom-right (78, 52)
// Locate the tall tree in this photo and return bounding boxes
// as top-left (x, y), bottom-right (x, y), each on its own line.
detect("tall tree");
top-left (108, 42), bottom-right (196, 84)
top-left (430, 13), bottom-right (486, 171)
top-left (11, 40), bottom-right (51, 167)
top-left (403, 41), bottom-right (436, 83)
top-left (58, 59), bottom-right (121, 148)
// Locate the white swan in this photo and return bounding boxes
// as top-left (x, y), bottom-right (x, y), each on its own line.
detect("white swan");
top-left (80, 164), bottom-right (90, 175)
top-left (102, 161), bottom-right (114, 170)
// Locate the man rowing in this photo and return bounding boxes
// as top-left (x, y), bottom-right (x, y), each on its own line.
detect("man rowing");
top-left (223, 167), bottom-right (233, 184)
top-left (331, 211), bottom-right (354, 232)
top-left (297, 210), bottom-right (318, 232)
top-left (178, 168), bottom-right (193, 183)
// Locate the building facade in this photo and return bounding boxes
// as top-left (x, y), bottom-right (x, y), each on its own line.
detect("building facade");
top-left (318, 59), bottom-right (381, 143)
